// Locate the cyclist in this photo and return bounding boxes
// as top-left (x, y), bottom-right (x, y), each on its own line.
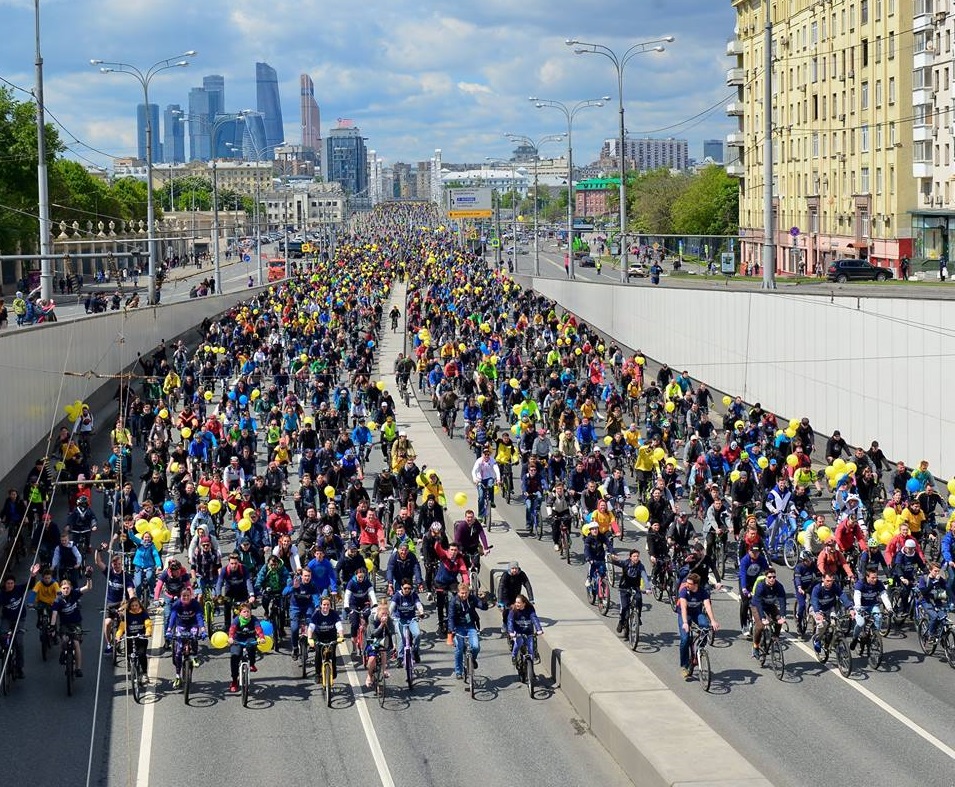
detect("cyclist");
top-left (66, 496), bottom-right (97, 556)
top-left (154, 559), bottom-right (192, 649)
top-left (750, 569), bottom-right (787, 659)
top-left (701, 496), bottom-right (731, 563)
top-left (891, 538), bottom-right (927, 614)
top-left (521, 463), bottom-right (548, 534)
top-left (793, 549), bottom-right (821, 628)
top-left (809, 573), bottom-right (854, 653)
top-left (115, 597), bottom-right (152, 686)
top-left (50, 570), bottom-right (94, 678)
top-left (677, 572), bottom-right (720, 680)
top-left (364, 599), bottom-right (394, 689)
top-left (850, 566), bottom-right (891, 650)
top-left (227, 601), bottom-right (266, 693)
top-left (583, 524), bottom-right (613, 595)
top-left (51, 529), bottom-right (83, 587)
top-left (285, 567), bottom-right (322, 658)
top-left (343, 565), bottom-right (377, 641)
top-left (306, 595), bottom-right (344, 679)
top-left (166, 585), bottom-right (208, 689)
top-left (305, 543), bottom-right (339, 597)
top-left (453, 510), bottom-right (490, 574)
top-left (737, 544), bottom-right (769, 636)
top-left (496, 561), bottom-right (535, 634)
top-left (608, 549), bottom-right (650, 636)
top-left (666, 511), bottom-right (696, 557)
top-left (256, 554), bottom-right (291, 623)
top-left (95, 545), bottom-right (135, 653)
top-left (916, 562), bottom-right (949, 642)
top-left (856, 537), bottom-right (888, 580)
top-left (448, 583), bottom-right (488, 680)
top-left (545, 481), bottom-right (576, 554)
top-left (385, 542), bottom-right (423, 596)
top-left (506, 594), bottom-right (543, 665)
top-left (215, 552), bottom-right (256, 629)
top-left (389, 580), bottom-right (425, 663)
top-left (817, 539), bottom-right (855, 584)
top-left (471, 447), bottom-right (500, 521)
top-left (0, 568), bottom-right (38, 680)
top-left (432, 541), bottom-right (469, 636)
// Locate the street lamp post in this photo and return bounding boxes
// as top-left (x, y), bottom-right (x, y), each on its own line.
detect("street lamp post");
top-left (233, 132), bottom-right (284, 286)
top-left (92, 50), bottom-right (196, 304)
top-left (505, 132), bottom-right (567, 276)
top-left (34, 0), bottom-right (53, 302)
top-left (566, 37), bottom-right (671, 282)
top-left (529, 97), bottom-right (607, 281)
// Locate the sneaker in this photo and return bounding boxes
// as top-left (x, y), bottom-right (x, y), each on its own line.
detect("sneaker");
top-left (681, 668), bottom-right (691, 680)
top-left (365, 678), bottom-right (374, 689)
top-left (229, 681), bottom-right (238, 693)
top-left (173, 676), bottom-right (181, 689)
top-left (292, 645), bottom-right (300, 659)
top-left (812, 638), bottom-right (822, 654)
top-left (427, 593), bottom-right (433, 602)
top-left (511, 655), bottom-right (517, 665)
top-left (74, 669), bottom-right (83, 678)
top-left (249, 664), bottom-right (258, 673)
top-left (554, 544), bottom-right (561, 552)
top-left (849, 637), bottom-right (858, 651)
top-left (616, 622), bottom-right (624, 634)
top-left (751, 648), bottom-right (760, 660)
top-left (139, 675), bottom-right (148, 686)
top-left (104, 644), bottom-right (113, 655)
top-left (455, 673), bottom-right (463, 680)
top-left (191, 657), bottom-right (200, 668)
top-left (471, 657), bottom-right (478, 670)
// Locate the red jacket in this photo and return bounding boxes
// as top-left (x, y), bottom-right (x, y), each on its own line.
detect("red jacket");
top-left (834, 520), bottom-right (866, 553)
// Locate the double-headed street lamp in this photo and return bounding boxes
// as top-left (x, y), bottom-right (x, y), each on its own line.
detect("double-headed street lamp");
top-left (504, 132), bottom-right (567, 276)
top-left (485, 157), bottom-right (524, 272)
top-left (92, 50), bottom-right (196, 304)
top-left (528, 97), bottom-right (608, 280)
top-left (566, 37), bottom-right (672, 282)
top-left (243, 136), bottom-right (286, 285)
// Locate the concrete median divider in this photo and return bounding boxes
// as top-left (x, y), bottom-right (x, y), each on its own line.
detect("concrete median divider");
top-left (380, 283), bottom-right (770, 787)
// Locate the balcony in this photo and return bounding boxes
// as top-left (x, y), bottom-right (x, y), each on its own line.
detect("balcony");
top-left (914, 50), bottom-right (935, 70)
top-left (913, 161), bottom-right (933, 178)
top-left (726, 39), bottom-right (743, 57)
top-left (726, 101), bottom-right (744, 116)
top-left (726, 67), bottom-right (745, 86)
top-left (726, 131), bottom-right (745, 147)
top-left (725, 162), bottom-right (745, 178)
top-left (913, 87), bottom-right (935, 105)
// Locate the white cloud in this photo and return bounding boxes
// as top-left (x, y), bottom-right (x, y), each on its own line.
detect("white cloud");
top-left (457, 82), bottom-right (493, 96)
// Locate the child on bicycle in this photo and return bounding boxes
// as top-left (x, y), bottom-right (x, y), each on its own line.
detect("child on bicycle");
top-left (506, 594), bottom-right (543, 663)
top-left (50, 569), bottom-right (93, 678)
top-left (227, 601), bottom-right (265, 693)
top-left (116, 597), bottom-right (152, 685)
top-left (365, 599), bottom-right (393, 689)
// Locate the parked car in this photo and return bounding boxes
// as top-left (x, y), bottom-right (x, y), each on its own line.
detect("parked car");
top-left (826, 258), bottom-right (893, 283)
top-left (627, 262), bottom-right (648, 278)
top-left (577, 256), bottom-right (595, 268)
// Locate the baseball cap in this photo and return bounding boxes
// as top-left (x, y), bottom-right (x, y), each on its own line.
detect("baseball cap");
top-left (200, 536), bottom-right (211, 544)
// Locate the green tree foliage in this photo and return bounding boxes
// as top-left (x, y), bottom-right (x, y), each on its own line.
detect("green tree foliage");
top-left (671, 164), bottom-right (739, 236)
top-left (628, 168), bottom-right (691, 235)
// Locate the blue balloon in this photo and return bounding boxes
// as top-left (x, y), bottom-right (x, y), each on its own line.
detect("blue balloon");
top-left (227, 391), bottom-right (237, 401)
top-left (162, 500), bottom-right (176, 515)
top-left (239, 395), bottom-right (249, 406)
top-left (906, 478), bottom-right (921, 493)
top-left (259, 620), bottom-right (274, 638)
top-left (367, 340), bottom-right (375, 348)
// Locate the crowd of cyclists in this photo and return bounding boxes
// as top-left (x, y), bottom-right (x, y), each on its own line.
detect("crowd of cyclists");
top-left (1, 199), bottom-right (953, 706)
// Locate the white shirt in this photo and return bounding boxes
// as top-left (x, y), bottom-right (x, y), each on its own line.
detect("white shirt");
top-left (471, 457), bottom-right (501, 484)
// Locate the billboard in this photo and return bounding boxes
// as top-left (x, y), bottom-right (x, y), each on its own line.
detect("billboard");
top-left (447, 187), bottom-right (493, 219)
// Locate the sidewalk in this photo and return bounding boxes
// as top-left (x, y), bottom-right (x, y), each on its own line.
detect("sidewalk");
top-left (378, 282), bottom-right (770, 787)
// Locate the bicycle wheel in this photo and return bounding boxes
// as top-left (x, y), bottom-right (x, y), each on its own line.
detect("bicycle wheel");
top-left (942, 630), bottom-right (955, 669)
top-left (40, 630), bottom-right (49, 663)
top-left (769, 638), bottom-right (785, 680)
top-left (628, 604), bottom-right (640, 650)
top-left (782, 537), bottom-right (798, 569)
top-left (597, 578), bottom-right (611, 616)
top-left (606, 558), bottom-right (617, 588)
top-left (878, 610), bottom-right (892, 637)
top-left (715, 541), bottom-right (727, 577)
top-left (468, 652), bottom-right (476, 700)
top-left (405, 648), bottom-right (414, 691)
top-left (1, 659), bottom-right (11, 696)
top-left (270, 606), bottom-right (283, 651)
top-left (758, 629), bottom-right (768, 668)
top-left (300, 641), bottom-right (309, 679)
top-left (130, 659), bottom-right (142, 704)
top-left (182, 654), bottom-right (192, 705)
top-left (526, 657), bottom-right (535, 698)
top-left (835, 639), bottom-right (852, 677)
top-left (698, 647), bottom-right (711, 692)
top-left (867, 631), bottom-right (883, 670)
top-left (323, 660), bottom-right (333, 707)
top-left (917, 619), bottom-right (938, 656)
top-left (667, 585), bottom-right (678, 613)
top-left (652, 581), bottom-right (664, 603)
top-left (65, 648), bottom-right (74, 697)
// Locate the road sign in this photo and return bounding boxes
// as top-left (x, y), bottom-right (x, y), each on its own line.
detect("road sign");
top-left (301, 242), bottom-right (314, 253)
top-left (447, 188), bottom-right (493, 219)
top-left (242, 254), bottom-right (251, 263)
top-left (467, 229), bottom-right (478, 240)
top-left (720, 252), bottom-right (736, 275)
top-left (790, 226), bottom-right (800, 237)
top-left (490, 238), bottom-right (500, 248)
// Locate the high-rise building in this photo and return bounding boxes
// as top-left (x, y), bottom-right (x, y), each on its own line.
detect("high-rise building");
top-left (727, 0), bottom-right (913, 275)
top-left (203, 75), bottom-right (225, 119)
top-left (601, 137), bottom-right (688, 171)
top-left (392, 162), bottom-right (413, 198)
top-left (137, 103), bottom-right (162, 163)
top-left (703, 139), bottom-right (724, 163)
top-left (300, 74), bottom-right (321, 154)
top-left (325, 121), bottom-right (368, 202)
top-left (256, 62), bottom-right (285, 151)
top-left (163, 104), bottom-right (185, 164)
top-left (188, 87), bottom-right (212, 161)
top-left (368, 151), bottom-right (383, 205)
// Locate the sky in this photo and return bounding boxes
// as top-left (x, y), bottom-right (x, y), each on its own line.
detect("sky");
top-left (0, 0), bottom-right (738, 170)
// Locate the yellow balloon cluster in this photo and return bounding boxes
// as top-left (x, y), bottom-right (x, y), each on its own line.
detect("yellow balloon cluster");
top-left (63, 400), bottom-right (86, 423)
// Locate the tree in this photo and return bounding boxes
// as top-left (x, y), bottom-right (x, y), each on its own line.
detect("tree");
top-left (628, 168), bottom-right (691, 235)
top-left (671, 165), bottom-right (739, 236)
top-left (49, 159), bottom-right (122, 229)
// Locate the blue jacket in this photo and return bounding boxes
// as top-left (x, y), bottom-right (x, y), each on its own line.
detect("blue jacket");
top-left (738, 552), bottom-right (769, 593)
top-left (942, 531), bottom-right (955, 564)
top-left (752, 578), bottom-right (787, 616)
top-left (305, 557), bottom-right (338, 594)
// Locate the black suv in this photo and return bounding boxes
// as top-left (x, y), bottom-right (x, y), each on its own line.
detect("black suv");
top-left (826, 258), bottom-right (893, 283)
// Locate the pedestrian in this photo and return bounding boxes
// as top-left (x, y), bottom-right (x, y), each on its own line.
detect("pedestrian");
top-left (595, 258), bottom-right (602, 276)
top-left (0, 298), bottom-right (7, 330)
top-left (649, 262), bottom-right (662, 285)
top-left (899, 256), bottom-right (909, 281)
top-left (941, 255), bottom-right (948, 282)
top-left (563, 253), bottom-right (570, 279)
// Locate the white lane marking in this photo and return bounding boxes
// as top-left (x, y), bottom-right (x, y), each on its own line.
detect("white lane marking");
top-left (135, 607), bottom-right (166, 786)
top-left (343, 655), bottom-right (397, 787)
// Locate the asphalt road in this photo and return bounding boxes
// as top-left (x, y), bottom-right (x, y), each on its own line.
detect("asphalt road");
top-left (0, 304), bottom-right (631, 787)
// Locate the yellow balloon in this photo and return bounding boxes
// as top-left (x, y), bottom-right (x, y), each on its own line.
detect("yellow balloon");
top-left (509, 378), bottom-right (520, 389)
top-left (207, 500), bottom-right (222, 514)
top-left (574, 348), bottom-right (582, 356)
top-left (664, 401), bottom-right (675, 413)
top-left (949, 495), bottom-right (955, 508)
top-left (833, 458), bottom-right (847, 473)
top-left (376, 381), bottom-right (386, 391)
top-left (603, 435), bottom-right (613, 446)
top-left (878, 529), bottom-right (893, 545)
top-left (197, 485), bottom-right (210, 497)
top-left (149, 526), bottom-right (164, 543)
top-left (453, 492), bottom-right (468, 507)
top-left (54, 461), bottom-right (65, 472)
top-left (652, 447), bottom-right (665, 462)
top-left (817, 525), bottom-right (832, 542)
top-left (635, 356), bottom-right (645, 366)
top-left (250, 389), bottom-right (261, 401)
top-left (797, 531), bottom-right (807, 547)
top-left (789, 419), bottom-right (799, 431)
top-left (181, 427), bottom-right (192, 439)
top-left (364, 558), bottom-right (376, 574)
top-left (158, 409), bottom-right (169, 420)
top-left (730, 470), bottom-right (741, 483)
top-left (210, 631), bottom-right (229, 649)
top-left (634, 505), bottom-right (650, 524)
top-left (257, 635), bottom-right (274, 653)
top-left (786, 454), bottom-right (798, 468)
top-left (477, 395), bottom-right (486, 405)
top-left (324, 485), bottom-right (336, 499)
top-left (882, 507), bottom-right (896, 523)
top-left (722, 395), bottom-right (732, 406)
top-left (149, 517), bottom-right (164, 530)
top-left (784, 427), bottom-right (796, 439)
top-left (367, 421), bottom-right (378, 430)
top-left (757, 456), bottom-right (769, 469)
top-left (135, 519), bottom-right (150, 535)
top-left (237, 518), bottom-right (252, 532)
top-left (204, 390), bottom-right (214, 401)
top-left (845, 461), bottom-right (857, 474)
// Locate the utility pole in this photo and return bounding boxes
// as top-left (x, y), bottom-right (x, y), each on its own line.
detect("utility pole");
top-left (762, 2), bottom-right (777, 289)
top-left (34, 0), bottom-right (53, 302)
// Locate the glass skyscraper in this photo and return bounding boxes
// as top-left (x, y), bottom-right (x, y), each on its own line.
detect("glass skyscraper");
top-left (163, 104), bottom-right (185, 164)
top-left (325, 123), bottom-right (368, 202)
top-left (256, 62), bottom-right (284, 151)
top-left (137, 103), bottom-right (162, 163)
top-left (203, 75), bottom-right (225, 118)
top-left (188, 87), bottom-right (212, 161)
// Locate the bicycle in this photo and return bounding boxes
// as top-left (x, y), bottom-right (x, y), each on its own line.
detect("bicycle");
top-left (686, 623), bottom-right (712, 692)
top-left (173, 631), bottom-right (201, 705)
top-left (297, 619), bottom-right (311, 679)
top-left (466, 546), bottom-right (491, 594)
top-left (855, 610), bottom-right (884, 670)
top-left (526, 493), bottom-right (543, 539)
top-left (264, 591), bottom-right (286, 652)
top-left (0, 630), bottom-right (16, 695)
top-left (59, 628), bottom-right (85, 697)
top-left (755, 617), bottom-right (786, 680)
top-left (652, 559), bottom-right (675, 612)
top-left (500, 464), bottom-right (514, 505)
top-left (918, 615), bottom-right (955, 668)
top-left (314, 640), bottom-right (338, 707)
top-left (587, 563), bottom-right (611, 617)
top-left (398, 617), bottom-right (424, 691)
top-left (765, 512), bottom-right (798, 569)
top-left (455, 631), bottom-right (477, 699)
top-left (36, 606), bottom-right (54, 662)
top-left (556, 512), bottom-right (573, 565)
top-left (605, 549), bottom-right (618, 588)
top-left (397, 376), bottom-right (411, 408)
top-left (370, 638), bottom-right (388, 706)
top-left (611, 496), bottom-right (626, 541)
top-left (236, 639), bottom-right (257, 708)
top-left (440, 406), bottom-right (457, 439)
top-left (122, 634), bottom-right (149, 704)
top-left (623, 588), bottom-right (643, 651)
top-left (815, 611), bottom-right (853, 677)
top-left (513, 632), bottom-right (538, 698)
top-left (199, 586), bottom-right (217, 636)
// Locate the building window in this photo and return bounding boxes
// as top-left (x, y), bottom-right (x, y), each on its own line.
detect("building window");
top-left (875, 124), bottom-right (883, 149)
top-left (860, 209), bottom-right (870, 238)
top-left (861, 39), bottom-right (868, 67)
top-left (914, 0), bottom-right (933, 15)
top-left (888, 32), bottom-right (895, 59)
top-left (861, 166), bottom-right (870, 193)
top-left (812, 132), bottom-right (820, 157)
top-left (914, 140), bottom-right (932, 162)
top-left (861, 81), bottom-right (869, 109)
top-left (811, 21), bottom-right (818, 46)
top-left (875, 80), bottom-right (882, 107)
top-left (861, 0), bottom-right (869, 23)
top-left (876, 167), bottom-right (883, 194)
top-left (860, 125), bottom-right (869, 152)
top-left (888, 77), bottom-right (896, 103)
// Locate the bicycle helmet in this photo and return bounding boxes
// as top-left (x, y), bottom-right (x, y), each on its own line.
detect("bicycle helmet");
top-left (321, 525), bottom-right (333, 536)
top-left (430, 522), bottom-right (443, 533)
top-left (867, 537), bottom-right (880, 549)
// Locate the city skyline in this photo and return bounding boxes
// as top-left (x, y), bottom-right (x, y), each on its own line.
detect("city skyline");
top-left (0, 1), bottom-right (736, 170)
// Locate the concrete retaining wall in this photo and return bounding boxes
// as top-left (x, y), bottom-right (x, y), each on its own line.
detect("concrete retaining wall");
top-left (524, 276), bottom-right (949, 476)
top-left (0, 287), bottom-right (268, 483)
